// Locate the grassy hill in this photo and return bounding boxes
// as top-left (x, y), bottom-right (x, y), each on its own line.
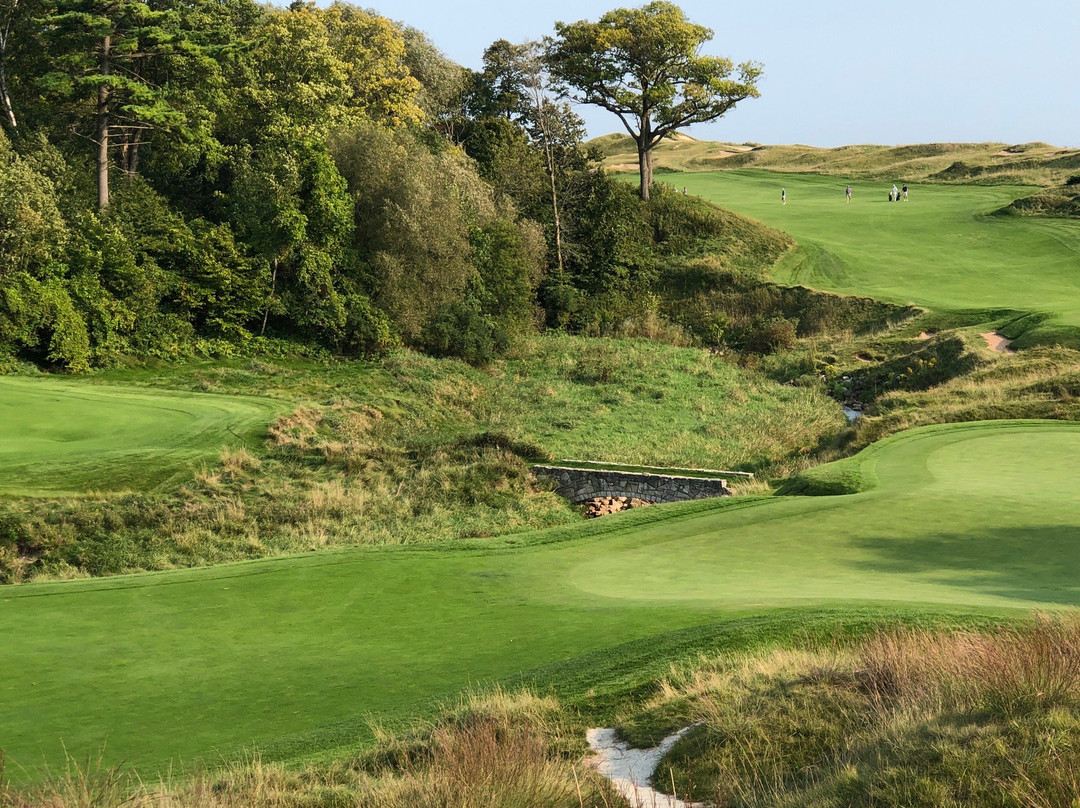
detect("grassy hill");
top-left (651, 170), bottom-right (1080, 348)
top-left (593, 132), bottom-right (1080, 186)
top-left (0, 336), bottom-right (843, 583)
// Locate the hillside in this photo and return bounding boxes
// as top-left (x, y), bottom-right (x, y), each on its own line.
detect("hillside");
top-left (593, 132), bottom-right (1080, 186)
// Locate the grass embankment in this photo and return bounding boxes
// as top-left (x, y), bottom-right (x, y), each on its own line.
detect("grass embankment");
top-left (594, 133), bottom-right (1080, 186)
top-left (659, 170), bottom-right (1080, 348)
top-left (3, 419), bottom-right (1080, 780)
top-left (617, 616), bottom-right (1080, 807)
top-left (0, 335), bottom-right (843, 582)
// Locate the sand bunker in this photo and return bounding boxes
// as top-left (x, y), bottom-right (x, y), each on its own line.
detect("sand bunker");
top-left (980, 332), bottom-right (1015, 353)
top-left (917, 331), bottom-right (935, 340)
top-left (587, 726), bottom-right (703, 808)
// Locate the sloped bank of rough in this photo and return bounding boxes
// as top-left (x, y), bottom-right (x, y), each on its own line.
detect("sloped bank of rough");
top-left (533, 466), bottom-right (732, 504)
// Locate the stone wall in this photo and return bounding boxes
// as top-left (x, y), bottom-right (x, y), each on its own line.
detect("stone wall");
top-left (532, 465), bottom-right (733, 504)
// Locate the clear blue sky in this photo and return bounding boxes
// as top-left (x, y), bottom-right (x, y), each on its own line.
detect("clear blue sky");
top-left (371, 0), bottom-right (1080, 148)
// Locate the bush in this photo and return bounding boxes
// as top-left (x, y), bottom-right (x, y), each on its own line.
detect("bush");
top-left (742, 316), bottom-right (798, 354)
top-left (422, 302), bottom-right (505, 365)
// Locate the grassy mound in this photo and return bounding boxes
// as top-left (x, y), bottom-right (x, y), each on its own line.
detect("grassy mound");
top-left (1000, 184), bottom-right (1080, 218)
top-left (0, 377), bottom-right (279, 497)
top-left (593, 135), bottom-right (1080, 186)
top-left (619, 616), bottom-right (1080, 807)
top-left (3, 420), bottom-right (1080, 779)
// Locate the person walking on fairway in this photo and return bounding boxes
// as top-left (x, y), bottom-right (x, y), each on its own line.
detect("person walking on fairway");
top-left (781, 187), bottom-right (786, 205)
top-left (846, 185), bottom-right (852, 203)
top-left (902, 184), bottom-right (909, 201)
top-left (892, 184), bottom-right (899, 202)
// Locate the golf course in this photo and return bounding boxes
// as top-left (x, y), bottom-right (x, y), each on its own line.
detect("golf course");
top-left (0, 377), bottom-right (280, 497)
top-left (660, 170), bottom-right (1080, 343)
top-left (3, 414), bottom-right (1080, 778)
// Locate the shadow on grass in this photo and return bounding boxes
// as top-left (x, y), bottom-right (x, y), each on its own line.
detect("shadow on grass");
top-left (849, 525), bottom-right (1080, 606)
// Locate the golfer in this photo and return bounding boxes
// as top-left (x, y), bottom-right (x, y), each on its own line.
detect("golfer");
top-left (781, 188), bottom-right (786, 205)
top-left (846, 186), bottom-right (852, 202)
top-left (902, 184), bottom-right (909, 201)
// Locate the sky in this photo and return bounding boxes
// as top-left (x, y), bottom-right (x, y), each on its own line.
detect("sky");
top-left (369, 0), bottom-right (1080, 148)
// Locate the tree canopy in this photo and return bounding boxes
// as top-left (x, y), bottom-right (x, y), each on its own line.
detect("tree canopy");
top-left (0, 0), bottom-right (753, 370)
top-left (547, 0), bottom-right (761, 200)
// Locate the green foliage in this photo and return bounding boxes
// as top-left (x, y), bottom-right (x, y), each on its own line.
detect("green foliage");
top-left (0, 130), bottom-right (67, 277)
top-left (548, 1), bottom-right (761, 198)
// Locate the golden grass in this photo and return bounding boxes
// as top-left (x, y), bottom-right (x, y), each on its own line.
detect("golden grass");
top-left (625, 615), bottom-right (1080, 807)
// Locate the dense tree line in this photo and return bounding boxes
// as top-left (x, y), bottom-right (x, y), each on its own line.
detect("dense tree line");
top-left (0, 0), bottom-right (753, 369)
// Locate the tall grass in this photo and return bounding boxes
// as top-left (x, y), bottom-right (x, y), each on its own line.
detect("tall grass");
top-left (624, 615), bottom-right (1080, 807)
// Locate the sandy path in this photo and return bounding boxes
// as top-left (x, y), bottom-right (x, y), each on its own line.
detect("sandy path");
top-left (980, 332), bottom-right (1015, 352)
top-left (587, 726), bottom-right (704, 808)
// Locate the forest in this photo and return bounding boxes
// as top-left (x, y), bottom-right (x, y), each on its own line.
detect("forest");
top-left (0, 0), bottom-right (752, 371)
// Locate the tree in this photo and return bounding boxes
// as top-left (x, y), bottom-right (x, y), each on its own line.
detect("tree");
top-left (547, 1), bottom-right (761, 200)
top-left (36, 0), bottom-right (206, 208)
top-left (0, 0), bottom-right (21, 128)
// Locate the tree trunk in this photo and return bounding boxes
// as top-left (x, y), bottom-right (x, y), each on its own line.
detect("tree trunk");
top-left (637, 139), bottom-right (653, 201)
top-left (120, 135), bottom-right (139, 177)
top-left (260, 258), bottom-right (278, 336)
top-left (96, 34), bottom-right (111, 210)
top-left (532, 88), bottom-right (565, 275)
top-left (0, 0), bottom-right (18, 130)
top-left (0, 69), bottom-right (14, 130)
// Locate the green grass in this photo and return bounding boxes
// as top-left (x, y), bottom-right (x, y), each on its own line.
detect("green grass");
top-left (659, 170), bottom-right (1080, 346)
top-left (0, 338), bottom-right (845, 582)
top-left (3, 419), bottom-right (1080, 781)
top-left (0, 377), bottom-right (280, 497)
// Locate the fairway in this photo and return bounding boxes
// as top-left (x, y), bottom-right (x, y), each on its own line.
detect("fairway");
top-left (0, 377), bottom-right (279, 496)
top-left (662, 170), bottom-right (1080, 335)
top-left (3, 420), bottom-right (1080, 778)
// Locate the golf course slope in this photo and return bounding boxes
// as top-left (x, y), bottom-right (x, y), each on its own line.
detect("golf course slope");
top-left (661, 171), bottom-right (1080, 345)
top-left (2, 420), bottom-right (1079, 779)
top-left (0, 377), bottom-right (278, 497)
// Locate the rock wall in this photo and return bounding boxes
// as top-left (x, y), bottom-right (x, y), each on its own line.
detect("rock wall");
top-left (532, 465), bottom-right (732, 504)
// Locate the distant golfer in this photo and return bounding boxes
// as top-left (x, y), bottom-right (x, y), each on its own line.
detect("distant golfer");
top-left (902, 184), bottom-right (909, 201)
top-left (781, 187), bottom-right (786, 205)
top-left (846, 185), bottom-right (852, 202)
top-left (892, 184), bottom-right (899, 203)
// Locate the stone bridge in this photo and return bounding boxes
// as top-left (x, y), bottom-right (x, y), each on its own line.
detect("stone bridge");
top-left (532, 465), bottom-right (744, 504)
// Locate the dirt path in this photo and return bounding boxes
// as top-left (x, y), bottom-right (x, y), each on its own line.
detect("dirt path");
top-left (587, 726), bottom-right (703, 808)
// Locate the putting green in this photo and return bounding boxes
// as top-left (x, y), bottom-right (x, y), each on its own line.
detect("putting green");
top-left (662, 170), bottom-right (1080, 333)
top-left (0, 377), bottom-right (279, 496)
top-left (2, 420), bottom-right (1079, 778)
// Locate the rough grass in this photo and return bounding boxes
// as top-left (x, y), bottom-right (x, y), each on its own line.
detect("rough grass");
top-left (755, 317), bottom-right (1080, 462)
top-left (0, 690), bottom-right (625, 808)
top-left (0, 335), bottom-right (844, 582)
top-left (616, 615), bottom-right (1080, 807)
